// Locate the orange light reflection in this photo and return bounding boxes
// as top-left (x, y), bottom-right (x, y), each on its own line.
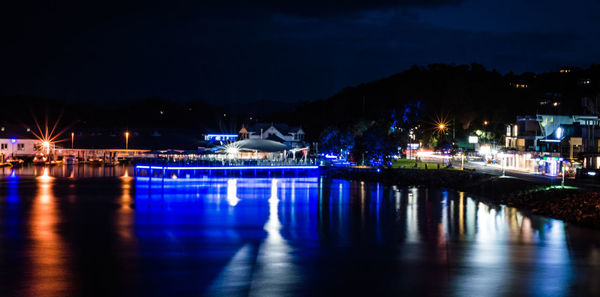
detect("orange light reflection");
top-left (26, 167), bottom-right (73, 296)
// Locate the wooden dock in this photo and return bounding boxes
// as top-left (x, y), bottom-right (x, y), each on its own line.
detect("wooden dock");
top-left (55, 148), bottom-right (152, 164)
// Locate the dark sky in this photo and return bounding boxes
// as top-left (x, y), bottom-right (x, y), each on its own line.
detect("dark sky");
top-left (2, 0), bottom-right (599, 103)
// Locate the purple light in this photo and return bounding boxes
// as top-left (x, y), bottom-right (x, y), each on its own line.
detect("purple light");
top-left (10, 138), bottom-right (16, 144)
top-left (136, 165), bottom-right (319, 171)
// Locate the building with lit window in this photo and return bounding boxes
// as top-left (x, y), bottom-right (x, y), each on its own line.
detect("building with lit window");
top-left (504, 114), bottom-right (600, 170)
top-left (535, 115), bottom-right (598, 160)
top-left (203, 133), bottom-right (238, 144)
top-left (505, 116), bottom-right (540, 151)
top-left (0, 125), bottom-right (41, 160)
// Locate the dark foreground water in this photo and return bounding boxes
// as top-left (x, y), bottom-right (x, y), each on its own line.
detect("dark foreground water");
top-left (1, 166), bottom-right (600, 296)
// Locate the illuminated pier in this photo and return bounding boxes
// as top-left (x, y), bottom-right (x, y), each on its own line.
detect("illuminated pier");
top-left (134, 164), bottom-right (320, 178)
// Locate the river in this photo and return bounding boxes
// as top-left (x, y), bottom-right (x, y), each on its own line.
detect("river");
top-left (0, 165), bottom-right (599, 296)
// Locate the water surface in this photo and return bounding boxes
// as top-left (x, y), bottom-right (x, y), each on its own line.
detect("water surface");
top-left (0, 165), bottom-right (599, 296)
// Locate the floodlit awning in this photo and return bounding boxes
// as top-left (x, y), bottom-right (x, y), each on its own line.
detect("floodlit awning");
top-left (222, 139), bottom-right (289, 153)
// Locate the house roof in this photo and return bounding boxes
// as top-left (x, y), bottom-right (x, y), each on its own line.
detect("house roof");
top-left (265, 133), bottom-right (285, 143)
top-left (243, 123), bottom-right (302, 135)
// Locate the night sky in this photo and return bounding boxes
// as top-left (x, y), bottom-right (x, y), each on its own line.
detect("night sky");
top-left (2, 0), bottom-right (599, 103)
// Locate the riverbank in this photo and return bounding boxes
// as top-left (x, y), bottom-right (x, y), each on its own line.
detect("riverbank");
top-left (323, 167), bottom-right (600, 229)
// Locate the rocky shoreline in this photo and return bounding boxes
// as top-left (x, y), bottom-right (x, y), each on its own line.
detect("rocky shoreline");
top-left (323, 167), bottom-right (600, 229)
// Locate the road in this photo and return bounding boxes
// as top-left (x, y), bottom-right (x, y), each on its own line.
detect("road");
top-left (463, 161), bottom-right (563, 185)
top-left (463, 161), bottom-right (600, 190)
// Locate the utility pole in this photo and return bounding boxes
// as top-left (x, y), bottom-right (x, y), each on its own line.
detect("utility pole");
top-left (452, 118), bottom-right (455, 140)
top-left (561, 162), bottom-right (565, 188)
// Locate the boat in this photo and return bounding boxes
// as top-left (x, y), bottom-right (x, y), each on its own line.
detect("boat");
top-left (88, 158), bottom-right (103, 166)
top-left (48, 160), bottom-right (63, 166)
top-left (4, 159), bottom-right (24, 168)
top-left (33, 154), bottom-right (48, 165)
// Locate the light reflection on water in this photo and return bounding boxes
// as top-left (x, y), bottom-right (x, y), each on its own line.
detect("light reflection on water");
top-left (0, 169), bottom-right (599, 296)
top-left (23, 169), bottom-right (73, 297)
top-left (0, 164), bottom-right (133, 179)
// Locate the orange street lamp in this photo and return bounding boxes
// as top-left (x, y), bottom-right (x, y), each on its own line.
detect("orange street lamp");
top-left (71, 132), bottom-right (74, 149)
top-left (434, 116), bottom-right (449, 135)
top-left (125, 131), bottom-right (130, 150)
top-left (483, 120), bottom-right (489, 126)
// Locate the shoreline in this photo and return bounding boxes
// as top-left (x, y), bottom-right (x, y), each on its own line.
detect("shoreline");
top-left (322, 167), bottom-right (600, 229)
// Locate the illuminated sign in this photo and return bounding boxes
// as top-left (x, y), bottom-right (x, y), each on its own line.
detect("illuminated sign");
top-left (204, 134), bottom-right (238, 141)
top-left (468, 136), bottom-right (478, 144)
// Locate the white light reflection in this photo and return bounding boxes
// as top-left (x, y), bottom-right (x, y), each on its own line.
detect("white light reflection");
top-left (439, 190), bottom-right (449, 245)
top-left (206, 243), bottom-right (255, 296)
top-left (249, 179), bottom-right (298, 296)
top-left (226, 179), bottom-right (240, 206)
top-left (406, 187), bottom-right (420, 243)
top-left (453, 196), bottom-right (573, 297)
top-left (393, 186), bottom-right (401, 213)
top-left (453, 200), bottom-right (509, 297)
top-left (265, 179), bottom-right (282, 240)
top-left (529, 220), bottom-right (572, 296)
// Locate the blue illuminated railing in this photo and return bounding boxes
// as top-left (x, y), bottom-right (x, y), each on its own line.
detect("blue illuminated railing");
top-left (136, 165), bottom-right (319, 170)
top-left (135, 164), bottom-right (320, 178)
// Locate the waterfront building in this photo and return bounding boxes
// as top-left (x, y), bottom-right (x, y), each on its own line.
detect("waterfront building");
top-left (504, 114), bottom-right (600, 171)
top-left (0, 125), bottom-right (41, 160)
top-left (505, 115), bottom-right (540, 151)
top-left (505, 115), bottom-right (599, 157)
top-left (0, 138), bottom-right (39, 160)
top-left (239, 123), bottom-right (306, 148)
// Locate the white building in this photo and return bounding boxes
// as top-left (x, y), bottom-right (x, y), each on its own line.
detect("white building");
top-left (0, 124), bottom-right (42, 160)
top-left (239, 123), bottom-right (306, 148)
top-left (0, 138), bottom-right (40, 159)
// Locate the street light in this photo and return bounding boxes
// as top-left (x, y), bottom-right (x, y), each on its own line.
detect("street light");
top-left (436, 122), bottom-right (448, 135)
top-left (125, 131), bottom-right (130, 150)
top-left (71, 132), bottom-right (74, 149)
